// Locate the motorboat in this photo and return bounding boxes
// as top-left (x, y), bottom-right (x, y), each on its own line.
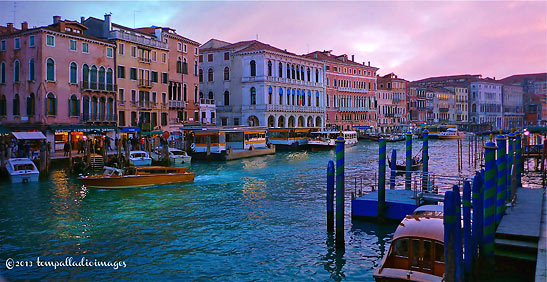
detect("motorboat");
top-left (129, 150), bottom-right (152, 166)
top-left (385, 134), bottom-right (406, 142)
top-left (308, 131), bottom-right (358, 150)
top-left (374, 215), bottom-right (445, 281)
top-left (78, 166), bottom-right (195, 189)
top-left (388, 157), bottom-right (423, 172)
top-left (151, 148), bottom-right (192, 165)
top-left (6, 158), bottom-right (40, 183)
top-left (437, 128), bottom-right (465, 140)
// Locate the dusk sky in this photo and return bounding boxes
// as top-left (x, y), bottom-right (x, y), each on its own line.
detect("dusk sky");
top-left (2, 1), bottom-right (546, 81)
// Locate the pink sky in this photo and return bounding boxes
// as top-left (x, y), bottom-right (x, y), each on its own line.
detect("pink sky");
top-left (3, 1), bottom-right (546, 81)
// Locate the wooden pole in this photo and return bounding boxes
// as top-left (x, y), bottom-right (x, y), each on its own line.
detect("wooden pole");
top-left (378, 139), bottom-right (386, 219)
top-left (335, 136), bottom-right (345, 249)
top-left (327, 160), bottom-right (334, 233)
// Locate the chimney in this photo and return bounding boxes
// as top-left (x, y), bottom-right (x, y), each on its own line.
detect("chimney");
top-left (7, 23), bottom-right (14, 33)
top-left (53, 16), bottom-right (61, 24)
top-left (81, 17), bottom-right (85, 24)
top-left (21, 22), bottom-right (28, 31)
top-left (103, 13), bottom-right (112, 38)
top-left (351, 55), bottom-right (354, 62)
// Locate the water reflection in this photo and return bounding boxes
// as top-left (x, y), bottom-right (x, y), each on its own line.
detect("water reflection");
top-left (322, 232), bottom-right (346, 282)
top-left (241, 176), bottom-right (267, 221)
top-left (286, 151), bottom-right (310, 162)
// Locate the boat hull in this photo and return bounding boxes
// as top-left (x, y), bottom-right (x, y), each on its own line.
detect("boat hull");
top-left (130, 159), bottom-right (152, 166)
top-left (10, 172), bottom-right (39, 183)
top-left (79, 173), bottom-right (195, 189)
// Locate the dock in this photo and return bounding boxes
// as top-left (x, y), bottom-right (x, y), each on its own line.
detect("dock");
top-left (351, 189), bottom-right (421, 221)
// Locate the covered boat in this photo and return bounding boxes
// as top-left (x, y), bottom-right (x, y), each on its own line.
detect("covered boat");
top-left (308, 131), bottom-right (358, 150)
top-left (6, 158), bottom-right (40, 183)
top-left (78, 166), bottom-right (195, 189)
top-left (151, 148), bottom-right (192, 165)
top-left (129, 150), bottom-right (152, 166)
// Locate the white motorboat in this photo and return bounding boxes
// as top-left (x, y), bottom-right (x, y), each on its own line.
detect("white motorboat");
top-left (129, 150), bottom-right (152, 166)
top-left (308, 130), bottom-right (358, 150)
top-left (151, 148), bottom-right (192, 165)
top-left (6, 158), bottom-right (40, 183)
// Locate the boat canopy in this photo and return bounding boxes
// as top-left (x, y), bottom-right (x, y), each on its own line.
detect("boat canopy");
top-left (12, 132), bottom-right (46, 140)
top-left (393, 215), bottom-right (444, 243)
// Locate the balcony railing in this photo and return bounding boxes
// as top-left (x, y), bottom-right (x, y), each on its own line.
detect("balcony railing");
top-left (80, 81), bottom-right (116, 93)
top-left (138, 101), bottom-right (151, 109)
top-left (216, 105), bottom-right (232, 112)
top-left (138, 57), bottom-right (151, 64)
top-left (200, 98), bottom-right (215, 105)
top-left (242, 76), bottom-right (323, 87)
top-left (338, 106), bottom-right (370, 112)
top-left (266, 104), bottom-right (325, 113)
top-left (138, 79), bottom-right (152, 88)
top-left (337, 87), bottom-right (368, 93)
top-left (109, 30), bottom-right (168, 50)
top-left (169, 101), bottom-right (187, 108)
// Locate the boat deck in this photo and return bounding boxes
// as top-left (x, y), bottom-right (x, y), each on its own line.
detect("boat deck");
top-left (352, 189), bottom-right (421, 221)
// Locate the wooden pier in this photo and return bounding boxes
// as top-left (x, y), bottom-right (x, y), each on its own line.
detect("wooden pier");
top-left (351, 189), bottom-right (421, 221)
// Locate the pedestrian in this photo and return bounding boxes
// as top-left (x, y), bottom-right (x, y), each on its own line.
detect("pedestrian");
top-left (140, 137), bottom-right (145, 151)
top-left (64, 141), bottom-right (70, 156)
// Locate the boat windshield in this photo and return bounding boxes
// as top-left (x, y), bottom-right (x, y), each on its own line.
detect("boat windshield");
top-left (131, 153), bottom-right (147, 158)
top-left (13, 164), bottom-right (35, 171)
top-left (171, 151), bottom-right (186, 156)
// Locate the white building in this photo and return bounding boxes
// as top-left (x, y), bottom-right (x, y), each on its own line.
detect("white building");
top-left (199, 39), bottom-right (326, 128)
top-left (469, 79), bottom-right (503, 129)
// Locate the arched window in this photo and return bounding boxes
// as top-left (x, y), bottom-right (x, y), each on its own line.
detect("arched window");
top-left (278, 62), bottom-right (283, 77)
top-left (90, 65), bottom-right (97, 89)
top-left (46, 92), bottom-right (56, 116)
top-left (91, 96), bottom-right (97, 120)
top-left (307, 68), bottom-right (311, 81)
top-left (292, 89), bottom-right (296, 105)
top-left (26, 93), bottom-right (35, 116)
top-left (208, 91), bottom-right (214, 100)
top-left (0, 62), bottom-right (5, 84)
top-left (107, 97), bottom-right (113, 120)
top-left (224, 67), bottom-right (230, 80)
top-left (308, 91), bottom-right (311, 106)
top-left (268, 87), bottom-right (273, 104)
top-left (183, 84), bottom-right (187, 101)
top-left (268, 61), bottom-right (272, 76)
top-left (194, 61), bottom-right (198, 76)
top-left (46, 58), bottom-right (55, 81)
top-left (82, 95), bottom-right (89, 121)
top-left (199, 69), bottom-right (203, 82)
top-left (224, 91), bottom-right (230, 106)
top-left (291, 64), bottom-right (295, 79)
top-left (194, 86), bottom-right (198, 102)
top-left (316, 91), bottom-right (320, 107)
top-left (13, 60), bottom-right (20, 82)
top-left (99, 97), bottom-right (106, 120)
top-left (250, 87), bottom-right (256, 105)
top-left (286, 63), bottom-right (290, 78)
top-left (250, 60), bottom-right (256, 77)
top-left (69, 94), bottom-right (79, 116)
top-left (301, 67), bottom-right (304, 81)
top-left (70, 62), bottom-right (77, 84)
top-left (106, 68), bottom-right (113, 90)
top-left (98, 67), bottom-right (106, 90)
top-left (12, 94), bottom-right (20, 116)
top-left (207, 68), bottom-right (213, 82)
top-left (82, 64), bottom-right (89, 88)
top-left (296, 65), bottom-right (300, 80)
top-left (0, 95), bottom-right (6, 116)
top-left (279, 88), bottom-right (283, 105)
top-left (29, 59), bottom-right (35, 81)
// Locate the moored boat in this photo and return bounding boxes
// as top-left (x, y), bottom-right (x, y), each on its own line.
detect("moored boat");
top-left (385, 134), bottom-right (405, 142)
top-left (129, 150), bottom-right (152, 166)
top-left (151, 148), bottom-right (192, 165)
top-left (308, 130), bottom-right (358, 150)
top-left (388, 158), bottom-right (423, 172)
top-left (437, 128), bottom-right (465, 139)
top-left (6, 158), bottom-right (40, 183)
top-left (78, 166), bottom-right (195, 189)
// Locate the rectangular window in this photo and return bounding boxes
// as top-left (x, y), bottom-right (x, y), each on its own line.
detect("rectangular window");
top-left (0, 40), bottom-right (5, 51)
top-left (162, 73), bottom-right (168, 84)
top-left (183, 44), bottom-right (187, 53)
top-left (46, 35), bottom-right (55, 46)
top-left (14, 38), bottom-right (20, 49)
top-left (131, 46), bottom-right (136, 57)
top-left (234, 118), bottom-right (240, 126)
top-left (131, 90), bottom-right (137, 102)
top-left (29, 36), bottom-right (35, 47)
top-left (130, 68), bottom-right (137, 80)
top-left (161, 112), bottom-right (167, 126)
top-left (208, 54), bottom-right (213, 62)
top-left (119, 89), bottom-right (125, 104)
top-left (69, 40), bottom-right (76, 51)
top-left (131, 111), bottom-right (137, 126)
top-left (162, 53), bottom-right (167, 63)
top-left (152, 92), bottom-right (157, 104)
top-left (118, 111), bottom-right (125, 126)
top-left (107, 47), bottom-right (113, 58)
top-left (152, 51), bottom-right (157, 61)
top-left (224, 52), bottom-right (229, 60)
top-left (194, 47), bottom-right (198, 55)
top-left (151, 71), bottom-right (158, 83)
top-left (118, 43), bottom-right (124, 55)
top-left (162, 92), bottom-right (166, 105)
top-left (177, 42), bottom-right (182, 51)
top-left (118, 66), bottom-right (125, 78)
top-left (82, 43), bottom-right (89, 53)
top-left (199, 55), bottom-right (203, 62)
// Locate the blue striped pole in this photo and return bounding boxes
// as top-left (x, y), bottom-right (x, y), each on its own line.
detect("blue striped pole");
top-left (422, 130), bottom-right (429, 191)
top-left (515, 132), bottom-right (522, 187)
top-left (444, 191), bottom-right (456, 282)
top-left (405, 131), bottom-right (412, 190)
top-left (327, 160), bottom-right (334, 233)
top-left (378, 138), bottom-right (386, 219)
top-left (462, 181), bottom-right (472, 279)
top-left (506, 133), bottom-right (514, 202)
top-left (496, 135), bottom-right (507, 225)
top-left (483, 142), bottom-right (498, 268)
top-left (335, 136), bottom-right (345, 249)
top-left (471, 172), bottom-right (482, 265)
top-left (390, 149), bottom-right (397, 189)
top-left (453, 184), bottom-right (463, 282)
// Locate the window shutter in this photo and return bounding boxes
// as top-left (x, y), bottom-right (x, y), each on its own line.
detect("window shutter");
top-left (76, 99), bottom-right (80, 116)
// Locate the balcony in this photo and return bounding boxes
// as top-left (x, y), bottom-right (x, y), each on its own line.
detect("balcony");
top-left (138, 57), bottom-right (151, 64)
top-left (216, 105), bottom-right (232, 112)
top-left (200, 98), bottom-right (215, 105)
top-left (138, 79), bottom-right (152, 88)
top-left (266, 104), bottom-right (326, 113)
top-left (337, 87), bottom-right (368, 93)
top-left (169, 101), bottom-right (187, 108)
top-left (242, 76), bottom-right (323, 87)
top-left (337, 106), bottom-right (370, 112)
top-left (109, 30), bottom-right (168, 50)
top-left (80, 81), bottom-right (116, 93)
top-left (137, 101), bottom-right (152, 110)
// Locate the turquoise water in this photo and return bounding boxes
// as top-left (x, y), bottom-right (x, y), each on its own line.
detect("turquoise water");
top-left (0, 139), bottom-right (541, 281)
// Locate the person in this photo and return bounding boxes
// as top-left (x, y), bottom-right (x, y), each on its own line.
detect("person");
top-left (63, 141), bottom-right (70, 156)
top-left (140, 137), bottom-right (145, 151)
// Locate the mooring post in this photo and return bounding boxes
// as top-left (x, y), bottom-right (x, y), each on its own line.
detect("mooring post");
top-left (495, 135), bottom-right (506, 225)
top-left (378, 138), bottom-right (387, 220)
top-left (335, 136), bottom-right (345, 249)
top-left (453, 184), bottom-right (463, 282)
top-left (472, 171), bottom-right (483, 265)
top-left (506, 133), bottom-right (514, 202)
top-left (405, 131), bottom-right (412, 190)
top-left (390, 149), bottom-right (396, 190)
top-left (463, 180), bottom-right (472, 279)
top-left (422, 130), bottom-right (429, 191)
top-left (327, 160), bottom-right (335, 233)
top-left (444, 190), bottom-right (456, 282)
top-left (515, 131), bottom-right (522, 187)
top-left (483, 141), bottom-right (497, 272)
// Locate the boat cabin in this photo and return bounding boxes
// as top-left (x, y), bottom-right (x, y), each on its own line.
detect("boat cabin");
top-left (268, 128), bottom-right (318, 146)
top-left (226, 129), bottom-right (268, 150)
top-left (191, 130), bottom-right (226, 153)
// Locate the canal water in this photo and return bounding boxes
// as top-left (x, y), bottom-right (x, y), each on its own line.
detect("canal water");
top-left (0, 139), bottom-right (542, 281)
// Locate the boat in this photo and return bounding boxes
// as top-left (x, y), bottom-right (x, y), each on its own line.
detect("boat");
top-left (388, 157), bottom-right (423, 172)
top-left (385, 134), bottom-right (405, 142)
top-left (418, 125), bottom-right (460, 139)
top-left (78, 166), bottom-right (195, 189)
top-left (374, 214), bottom-right (445, 281)
top-left (151, 148), bottom-right (192, 165)
top-left (437, 128), bottom-right (465, 139)
top-left (268, 128), bottom-right (317, 150)
top-left (308, 130), bottom-right (358, 150)
top-left (6, 158), bottom-right (40, 183)
top-left (129, 150), bottom-right (152, 166)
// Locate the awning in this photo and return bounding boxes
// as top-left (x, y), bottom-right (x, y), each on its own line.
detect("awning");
top-left (140, 130), bottom-right (163, 136)
top-left (50, 125), bottom-right (117, 133)
top-left (12, 131), bottom-right (46, 140)
top-left (121, 127), bottom-right (140, 133)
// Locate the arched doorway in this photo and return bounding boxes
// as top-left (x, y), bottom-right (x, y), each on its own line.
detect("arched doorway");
top-left (248, 115), bottom-right (259, 126)
top-left (315, 116), bottom-right (321, 128)
top-left (288, 116), bottom-right (295, 128)
top-left (307, 116), bottom-right (313, 127)
top-left (297, 116), bottom-right (305, 127)
top-left (278, 116), bottom-right (285, 128)
top-left (268, 115), bottom-right (275, 128)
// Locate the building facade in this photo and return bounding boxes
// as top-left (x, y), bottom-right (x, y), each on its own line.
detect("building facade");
top-left (199, 39), bottom-right (326, 128)
top-left (304, 51), bottom-right (378, 131)
top-left (500, 73), bottom-right (547, 126)
top-left (501, 84), bottom-right (524, 129)
top-left (442, 84), bottom-right (468, 123)
top-left (408, 84), bottom-right (427, 124)
top-left (377, 73), bottom-right (408, 125)
top-left (469, 79), bottom-right (503, 129)
top-left (0, 16), bottom-right (116, 149)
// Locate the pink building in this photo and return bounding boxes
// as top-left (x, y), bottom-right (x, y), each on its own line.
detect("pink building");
top-left (0, 16), bottom-right (116, 150)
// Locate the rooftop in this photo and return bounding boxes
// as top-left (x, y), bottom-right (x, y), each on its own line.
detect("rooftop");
top-left (303, 50), bottom-right (379, 70)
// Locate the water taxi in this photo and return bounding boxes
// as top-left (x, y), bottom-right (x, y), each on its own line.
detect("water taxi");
top-left (419, 125), bottom-right (461, 139)
top-left (308, 130), bottom-right (358, 150)
top-left (78, 166), bottom-right (195, 189)
top-left (268, 128), bottom-right (317, 150)
top-left (129, 150), bottom-right (152, 166)
top-left (6, 158), bottom-right (40, 183)
top-left (385, 134), bottom-right (406, 142)
top-left (437, 128), bottom-right (465, 140)
top-left (151, 148), bottom-right (192, 165)
top-left (374, 215), bottom-right (445, 282)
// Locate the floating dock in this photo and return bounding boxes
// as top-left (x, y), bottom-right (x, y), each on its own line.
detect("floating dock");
top-left (351, 189), bottom-right (421, 221)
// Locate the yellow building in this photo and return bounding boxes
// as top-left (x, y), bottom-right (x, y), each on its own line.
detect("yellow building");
top-left (444, 85), bottom-right (468, 123)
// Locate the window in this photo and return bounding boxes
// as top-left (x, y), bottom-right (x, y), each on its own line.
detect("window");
top-left (194, 86), bottom-right (198, 102)
top-left (162, 73), bottom-right (168, 84)
top-left (90, 66), bottom-right (97, 89)
top-left (224, 91), bottom-right (229, 105)
top-left (130, 68), bottom-right (137, 80)
top-left (119, 89), bottom-right (125, 104)
top-left (118, 43), bottom-right (124, 55)
top-left (183, 44), bottom-right (187, 53)
top-left (151, 71), bottom-right (158, 83)
top-left (208, 68), bottom-right (213, 82)
top-left (70, 40), bottom-right (76, 51)
top-left (177, 42), bottom-right (182, 51)
top-left (107, 47), bottom-right (113, 58)
top-left (12, 94), bottom-right (20, 116)
top-left (199, 55), bottom-right (203, 62)
top-left (224, 67), bottom-right (230, 80)
top-left (208, 91), bottom-right (214, 100)
top-left (162, 92), bottom-right (166, 105)
top-left (46, 93), bottom-right (56, 115)
top-left (82, 64), bottom-right (89, 87)
top-left (224, 52), bottom-right (229, 60)
top-left (250, 60), bottom-right (256, 77)
top-left (268, 61), bottom-right (272, 76)
top-left (279, 88), bottom-right (283, 104)
top-left (14, 38), bottom-right (20, 49)
top-left (0, 95), bottom-right (5, 116)
top-left (118, 66), bottom-right (125, 78)
top-left (176, 59), bottom-right (182, 73)
top-left (279, 63), bottom-right (283, 77)
top-left (28, 36), bottom-right (34, 47)
top-left (0, 62), bottom-right (4, 84)
top-left (161, 112), bottom-right (168, 126)
top-left (82, 43), bottom-right (89, 53)
top-left (152, 51), bottom-right (157, 62)
top-left (98, 67), bottom-right (106, 90)
top-left (250, 87), bottom-right (256, 105)
top-left (69, 94), bottom-right (80, 116)
top-left (194, 61), bottom-right (198, 76)
top-left (307, 68), bottom-right (310, 81)
top-left (26, 93), bottom-right (35, 116)
top-left (199, 69), bottom-right (203, 82)
top-left (315, 69), bottom-right (319, 82)
top-left (28, 59), bottom-right (35, 81)
top-left (131, 111), bottom-right (137, 126)
top-left (131, 46), bottom-right (136, 57)
top-left (70, 62), bottom-right (77, 84)
top-left (268, 87), bottom-right (273, 104)
top-left (208, 54), bottom-right (213, 62)
top-left (1, 40), bottom-right (6, 51)
top-left (106, 68), bottom-right (113, 91)
top-left (162, 53), bottom-right (167, 63)
top-left (13, 60), bottom-right (20, 82)
top-left (131, 90), bottom-right (136, 103)
top-left (46, 35), bottom-right (55, 46)
top-left (234, 118), bottom-right (239, 126)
